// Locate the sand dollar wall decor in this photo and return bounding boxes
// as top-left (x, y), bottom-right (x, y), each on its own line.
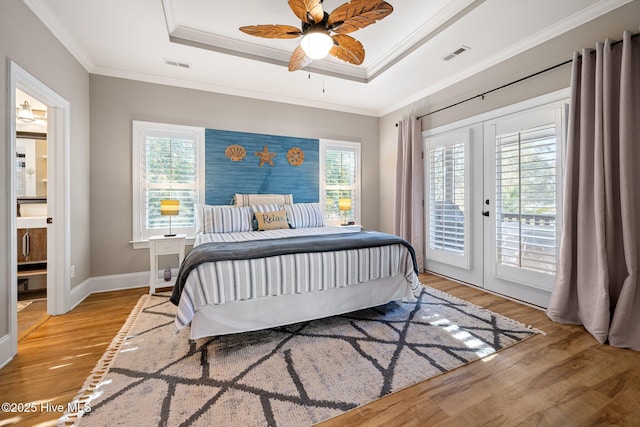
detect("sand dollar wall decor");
top-left (287, 147), bottom-right (304, 166)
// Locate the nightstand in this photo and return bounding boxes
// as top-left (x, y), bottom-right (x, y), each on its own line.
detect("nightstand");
top-left (341, 224), bottom-right (362, 231)
top-left (148, 234), bottom-right (186, 294)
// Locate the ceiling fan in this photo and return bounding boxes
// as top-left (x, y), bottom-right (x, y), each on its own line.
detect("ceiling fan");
top-left (239, 0), bottom-right (393, 72)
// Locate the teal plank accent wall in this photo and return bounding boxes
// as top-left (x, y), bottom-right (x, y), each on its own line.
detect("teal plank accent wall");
top-left (205, 129), bottom-right (319, 205)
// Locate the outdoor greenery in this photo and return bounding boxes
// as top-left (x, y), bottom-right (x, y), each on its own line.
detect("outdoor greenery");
top-left (145, 136), bottom-right (196, 230)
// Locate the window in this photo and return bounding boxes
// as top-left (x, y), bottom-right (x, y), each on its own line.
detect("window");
top-left (132, 121), bottom-right (204, 243)
top-left (319, 139), bottom-right (361, 226)
top-left (495, 124), bottom-right (558, 275)
top-left (425, 129), bottom-right (470, 269)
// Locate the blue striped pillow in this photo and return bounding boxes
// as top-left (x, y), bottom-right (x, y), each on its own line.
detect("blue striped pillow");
top-left (197, 205), bottom-right (253, 234)
top-left (285, 203), bottom-right (324, 228)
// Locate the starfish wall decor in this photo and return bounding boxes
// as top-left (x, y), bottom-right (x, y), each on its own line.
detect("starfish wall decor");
top-left (254, 145), bottom-right (277, 167)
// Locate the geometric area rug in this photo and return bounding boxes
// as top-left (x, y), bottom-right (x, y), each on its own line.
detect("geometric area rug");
top-left (59, 286), bottom-right (541, 426)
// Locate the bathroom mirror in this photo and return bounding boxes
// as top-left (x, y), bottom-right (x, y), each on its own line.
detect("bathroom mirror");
top-left (16, 135), bottom-right (47, 198)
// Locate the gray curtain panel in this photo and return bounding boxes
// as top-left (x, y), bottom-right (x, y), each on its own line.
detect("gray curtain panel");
top-left (394, 115), bottom-right (424, 272)
top-left (547, 30), bottom-right (640, 351)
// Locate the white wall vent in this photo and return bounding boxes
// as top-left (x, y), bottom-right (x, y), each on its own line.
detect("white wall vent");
top-left (442, 46), bottom-right (470, 62)
top-left (164, 58), bottom-right (191, 69)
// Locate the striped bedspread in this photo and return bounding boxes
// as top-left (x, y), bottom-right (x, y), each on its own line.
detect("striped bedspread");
top-left (173, 227), bottom-right (422, 332)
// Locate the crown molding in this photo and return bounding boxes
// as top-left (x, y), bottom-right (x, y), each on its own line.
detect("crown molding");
top-left (379, 0), bottom-right (636, 116)
top-left (90, 65), bottom-right (379, 117)
top-left (23, 0), bottom-right (95, 72)
top-left (162, 0), bottom-right (482, 84)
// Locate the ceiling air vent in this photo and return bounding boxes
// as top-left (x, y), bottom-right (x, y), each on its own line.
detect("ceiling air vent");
top-left (442, 46), bottom-right (470, 62)
top-left (164, 58), bottom-right (191, 69)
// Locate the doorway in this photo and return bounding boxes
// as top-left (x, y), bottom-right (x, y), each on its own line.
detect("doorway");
top-left (8, 61), bottom-right (70, 361)
top-left (423, 93), bottom-right (568, 308)
top-left (15, 90), bottom-right (49, 336)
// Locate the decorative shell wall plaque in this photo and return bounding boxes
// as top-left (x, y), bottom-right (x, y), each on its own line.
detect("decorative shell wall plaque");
top-left (225, 144), bottom-right (246, 162)
top-left (287, 147), bottom-right (304, 166)
top-left (254, 145), bottom-right (276, 167)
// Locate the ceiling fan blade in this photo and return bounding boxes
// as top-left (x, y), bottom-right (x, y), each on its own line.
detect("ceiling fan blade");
top-left (327, 0), bottom-right (393, 34)
top-left (288, 46), bottom-right (313, 71)
top-left (288, 0), bottom-right (324, 24)
top-left (239, 24), bottom-right (302, 39)
top-left (329, 34), bottom-right (365, 65)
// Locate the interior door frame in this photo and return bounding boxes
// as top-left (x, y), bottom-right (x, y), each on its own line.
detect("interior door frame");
top-left (8, 61), bottom-right (70, 357)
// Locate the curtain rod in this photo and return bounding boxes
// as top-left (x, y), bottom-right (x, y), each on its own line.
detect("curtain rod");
top-left (394, 31), bottom-right (639, 126)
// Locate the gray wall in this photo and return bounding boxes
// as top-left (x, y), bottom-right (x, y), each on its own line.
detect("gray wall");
top-left (89, 76), bottom-right (379, 277)
top-left (0, 2), bottom-right (90, 339)
top-left (378, 1), bottom-right (640, 234)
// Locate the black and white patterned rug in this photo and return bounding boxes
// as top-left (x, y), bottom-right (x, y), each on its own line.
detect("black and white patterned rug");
top-left (61, 286), bottom-right (540, 426)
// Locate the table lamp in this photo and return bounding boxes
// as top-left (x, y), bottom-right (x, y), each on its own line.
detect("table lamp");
top-left (160, 199), bottom-right (179, 236)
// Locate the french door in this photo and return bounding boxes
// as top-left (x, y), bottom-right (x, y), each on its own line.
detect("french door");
top-left (483, 104), bottom-right (565, 307)
top-left (424, 100), bottom-right (566, 307)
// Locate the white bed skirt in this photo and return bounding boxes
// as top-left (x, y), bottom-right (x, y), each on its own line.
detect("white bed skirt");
top-left (189, 274), bottom-right (416, 339)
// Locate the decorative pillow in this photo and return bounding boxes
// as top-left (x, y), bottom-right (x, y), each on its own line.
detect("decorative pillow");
top-left (250, 204), bottom-right (283, 230)
top-left (234, 193), bottom-right (293, 207)
top-left (196, 205), bottom-right (253, 234)
top-left (285, 203), bottom-right (324, 228)
top-left (255, 209), bottom-right (290, 231)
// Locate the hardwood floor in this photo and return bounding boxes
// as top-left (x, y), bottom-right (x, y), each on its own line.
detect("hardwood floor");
top-left (0, 288), bottom-right (147, 427)
top-left (1, 275), bottom-right (638, 426)
top-left (18, 298), bottom-right (49, 341)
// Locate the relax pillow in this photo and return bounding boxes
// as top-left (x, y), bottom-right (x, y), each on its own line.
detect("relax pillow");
top-left (255, 209), bottom-right (290, 231)
top-left (250, 204), bottom-right (284, 230)
top-left (196, 205), bottom-right (253, 234)
top-left (285, 203), bottom-right (324, 228)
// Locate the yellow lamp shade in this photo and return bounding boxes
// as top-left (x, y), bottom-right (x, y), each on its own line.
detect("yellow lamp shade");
top-left (338, 198), bottom-right (352, 211)
top-left (160, 199), bottom-right (180, 216)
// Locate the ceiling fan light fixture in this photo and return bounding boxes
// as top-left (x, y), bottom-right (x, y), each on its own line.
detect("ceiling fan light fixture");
top-left (300, 30), bottom-right (333, 59)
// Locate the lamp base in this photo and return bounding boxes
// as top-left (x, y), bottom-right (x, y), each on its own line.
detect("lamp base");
top-left (164, 233), bottom-right (176, 237)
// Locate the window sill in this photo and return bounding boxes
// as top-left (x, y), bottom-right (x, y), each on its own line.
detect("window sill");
top-left (131, 237), bottom-right (195, 250)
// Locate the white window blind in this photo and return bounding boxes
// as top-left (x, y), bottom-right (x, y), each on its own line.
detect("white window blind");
top-left (319, 140), bottom-right (361, 226)
top-left (425, 129), bottom-right (470, 269)
top-left (143, 136), bottom-right (196, 231)
top-left (495, 124), bottom-right (557, 275)
top-left (429, 143), bottom-right (465, 254)
top-left (133, 122), bottom-right (204, 242)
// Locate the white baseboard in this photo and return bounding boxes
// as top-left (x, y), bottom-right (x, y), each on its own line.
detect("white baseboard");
top-left (69, 271), bottom-right (151, 311)
top-left (0, 334), bottom-right (13, 370)
top-left (68, 269), bottom-right (179, 311)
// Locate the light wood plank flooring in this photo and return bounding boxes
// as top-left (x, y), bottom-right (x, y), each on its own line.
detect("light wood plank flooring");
top-left (1, 275), bottom-right (638, 426)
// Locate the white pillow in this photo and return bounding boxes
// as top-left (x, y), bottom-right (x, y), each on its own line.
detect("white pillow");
top-left (196, 205), bottom-right (253, 234)
top-left (285, 203), bottom-right (324, 228)
top-left (234, 193), bottom-right (293, 207)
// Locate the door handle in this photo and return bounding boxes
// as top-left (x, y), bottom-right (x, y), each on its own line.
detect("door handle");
top-left (482, 211), bottom-right (490, 217)
top-left (23, 231), bottom-right (30, 258)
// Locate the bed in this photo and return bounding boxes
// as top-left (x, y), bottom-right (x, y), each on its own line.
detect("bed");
top-left (170, 200), bottom-right (422, 339)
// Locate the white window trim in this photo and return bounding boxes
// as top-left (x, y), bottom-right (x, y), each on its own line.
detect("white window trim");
top-left (319, 139), bottom-right (362, 226)
top-left (131, 121), bottom-right (205, 249)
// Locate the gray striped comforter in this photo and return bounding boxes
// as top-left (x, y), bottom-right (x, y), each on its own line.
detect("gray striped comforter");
top-left (173, 227), bottom-right (421, 332)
